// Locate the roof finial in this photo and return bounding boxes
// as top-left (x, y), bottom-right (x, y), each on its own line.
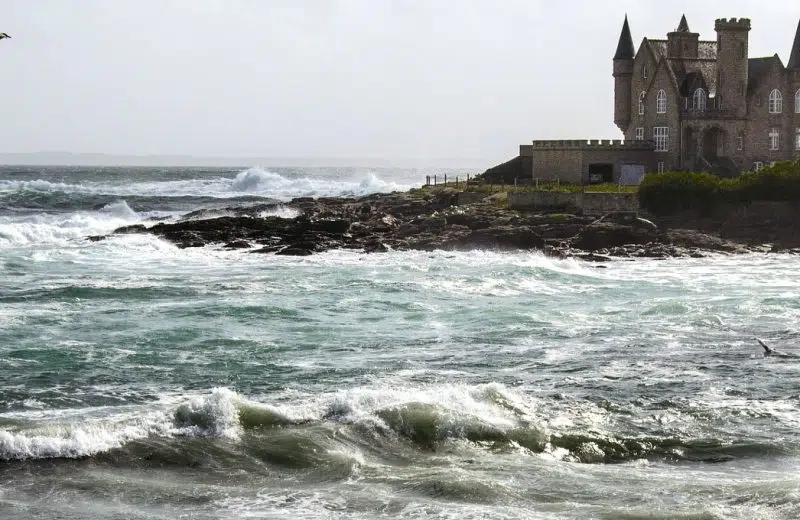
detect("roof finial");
top-left (677, 14), bottom-right (690, 33)
top-left (614, 14), bottom-right (635, 60)
top-left (788, 19), bottom-right (800, 69)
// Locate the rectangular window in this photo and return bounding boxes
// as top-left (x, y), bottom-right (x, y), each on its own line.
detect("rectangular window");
top-left (635, 127), bottom-right (644, 141)
top-left (653, 127), bottom-right (669, 152)
top-left (796, 128), bottom-right (800, 150)
top-left (657, 161), bottom-right (665, 174)
top-left (754, 161), bottom-right (763, 172)
top-left (736, 136), bottom-right (743, 151)
top-left (769, 128), bottom-right (780, 151)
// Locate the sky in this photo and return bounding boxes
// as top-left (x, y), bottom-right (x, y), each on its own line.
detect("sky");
top-left (0, 0), bottom-right (798, 165)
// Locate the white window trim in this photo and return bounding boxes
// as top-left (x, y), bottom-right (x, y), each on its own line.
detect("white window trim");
top-left (754, 161), bottom-right (763, 172)
top-left (638, 92), bottom-right (645, 116)
top-left (657, 161), bottom-right (665, 174)
top-left (692, 88), bottom-right (706, 112)
top-left (736, 136), bottom-right (743, 151)
top-left (768, 89), bottom-right (783, 114)
top-left (656, 89), bottom-right (667, 114)
top-left (635, 127), bottom-right (644, 141)
top-left (642, 64), bottom-right (648, 80)
top-left (796, 89), bottom-right (800, 114)
top-left (795, 128), bottom-right (800, 150)
top-left (769, 128), bottom-right (780, 151)
top-left (653, 126), bottom-right (669, 152)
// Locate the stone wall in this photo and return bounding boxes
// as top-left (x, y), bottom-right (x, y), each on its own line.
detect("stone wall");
top-left (521, 140), bottom-right (654, 183)
top-left (507, 191), bottom-right (640, 214)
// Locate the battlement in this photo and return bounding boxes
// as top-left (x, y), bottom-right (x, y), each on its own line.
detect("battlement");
top-left (529, 139), bottom-right (654, 151)
top-left (714, 18), bottom-right (751, 31)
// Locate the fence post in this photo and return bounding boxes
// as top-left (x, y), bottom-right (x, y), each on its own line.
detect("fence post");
top-left (456, 176), bottom-right (459, 189)
top-left (434, 175), bottom-right (437, 185)
top-left (444, 174), bottom-right (447, 185)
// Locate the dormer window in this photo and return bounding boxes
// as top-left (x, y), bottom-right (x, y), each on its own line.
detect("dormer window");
top-left (656, 89), bottom-right (667, 114)
top-left (692, 88), bottom-right (707, 112)
top-left (769, 89), bottom-right (783, 114)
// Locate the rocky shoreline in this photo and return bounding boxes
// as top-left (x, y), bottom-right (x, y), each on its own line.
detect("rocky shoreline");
top-left (99, 188), bottom-right (800, 261)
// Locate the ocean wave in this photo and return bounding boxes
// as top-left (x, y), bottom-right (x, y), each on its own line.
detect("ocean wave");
top-left (229, 167), bottom-right (412, 200)
top-left (1, 384), bottom-right (794, 465)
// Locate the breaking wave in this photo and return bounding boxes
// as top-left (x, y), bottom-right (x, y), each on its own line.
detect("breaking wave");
top-left (1, 384), bottom-right (793, 466)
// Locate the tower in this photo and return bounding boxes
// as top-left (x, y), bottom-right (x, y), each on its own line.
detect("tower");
top-left (613, 15), bottom-right (635, 133)
top-left (714, 18), bottom-right (751, 115)
top-left (667, 14), bottom-right (699, 59)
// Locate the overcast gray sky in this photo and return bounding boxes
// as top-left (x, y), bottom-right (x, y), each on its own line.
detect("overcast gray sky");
top-left (0, 0), bottom-right (797, 164)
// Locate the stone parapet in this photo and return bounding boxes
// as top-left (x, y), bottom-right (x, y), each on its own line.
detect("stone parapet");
top-left (530, 139), bottom-right (654, 151)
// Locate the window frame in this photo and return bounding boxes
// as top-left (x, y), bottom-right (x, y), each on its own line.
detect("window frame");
top-left (653, 126), bottom-right (669, 152)
top-left (656, 89), bottom-right (667, 114)
top-left (692, 88), bottom-right (707, 112)
top-left (768, 89), bottom-right (783, 114)
top-left (635, 127), bottom-right (644, 141)
top-left (754, 161), bottom-right (763, 172)
top-left (795, 128), bottom-right (800, 150)
top-left (736, 135), bottom-right (744, 151)
top-left (769, 128), bottom-right (780, 151)
top-left (638, 91), bottom-right (645, 116)
top-left (657, 161), bottom-right (665, 174)
top-left (795, 89), bottom-right (800, 114)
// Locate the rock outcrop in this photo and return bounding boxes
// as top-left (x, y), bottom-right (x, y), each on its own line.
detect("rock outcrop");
top-left (101, 189), bottom-right (800, 260)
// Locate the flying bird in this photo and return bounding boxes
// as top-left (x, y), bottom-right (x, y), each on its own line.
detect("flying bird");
top-left (0, 33), bottom-right (10, 40)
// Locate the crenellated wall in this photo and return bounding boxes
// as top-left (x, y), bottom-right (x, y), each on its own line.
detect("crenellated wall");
top-left (522, 139), bottom-right (655, 183)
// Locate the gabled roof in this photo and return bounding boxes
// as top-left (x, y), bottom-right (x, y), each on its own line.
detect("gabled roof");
top-left (788, 19), bottom-right (800, 69)
top-left (614, 15), bottom-right (635, 60)
top-left (748, 55), bottom-right (784, 93)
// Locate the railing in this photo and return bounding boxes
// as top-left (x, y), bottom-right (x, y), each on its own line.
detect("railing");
top-left (680, 107), bottom-right (739, 119)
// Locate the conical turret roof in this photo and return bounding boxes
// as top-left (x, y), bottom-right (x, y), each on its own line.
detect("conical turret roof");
top-left (677, 14), bottom-right (690, 33)
top-left (614, 15), bottom-right (635, 60)
top-left (788, 19), bottom-right (800, 69)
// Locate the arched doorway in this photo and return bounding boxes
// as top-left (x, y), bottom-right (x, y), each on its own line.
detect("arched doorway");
top-left (702, 127), bottom-right (725, 160)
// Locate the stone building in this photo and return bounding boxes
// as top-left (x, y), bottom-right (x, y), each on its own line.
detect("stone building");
top-left (614, 14), bottom-right (800, 176)
top-left (511, 14), bottom-right (800, 185)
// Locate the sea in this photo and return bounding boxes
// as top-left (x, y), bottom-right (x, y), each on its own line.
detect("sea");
top-left (1, 165), bottom-right (799, 520)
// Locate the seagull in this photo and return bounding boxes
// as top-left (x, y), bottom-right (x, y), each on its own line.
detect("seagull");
top-left (0, 33), bottom-right (10, 40)
top-left (756, 338), bottom-right (774, 357)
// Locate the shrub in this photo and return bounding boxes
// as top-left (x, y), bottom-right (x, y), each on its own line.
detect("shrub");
top-left (638, 171), bottom-right (721, 215)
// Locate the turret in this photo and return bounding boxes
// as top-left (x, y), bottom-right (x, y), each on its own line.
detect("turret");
top-left (667, 14), bottom-right (699, 59)
top-left (613, 15), bottom-right (635, 133)
top-left (714, 18), bottom-right (751, 115)
top-left (788, 19), bottom-right (800, 82)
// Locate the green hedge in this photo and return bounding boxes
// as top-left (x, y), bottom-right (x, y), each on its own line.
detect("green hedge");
top-left (638, 160), bottom-right (800, 215)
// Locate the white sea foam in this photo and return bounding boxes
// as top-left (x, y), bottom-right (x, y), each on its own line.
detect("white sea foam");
top-left (0, 167), bottom-right (417, 203)
top-left (0, 200), bottom-right (142, 248)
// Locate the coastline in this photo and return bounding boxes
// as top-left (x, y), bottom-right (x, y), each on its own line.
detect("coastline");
top-left (104, 186), bottom-right (800, 260)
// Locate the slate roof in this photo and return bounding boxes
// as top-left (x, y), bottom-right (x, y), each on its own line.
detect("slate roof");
top-left (788, 19), bottom-right (800, 69)
top-left (614, 16), bottom-right (635, 60)
top-left (747, 56), bottom-right (782, 93)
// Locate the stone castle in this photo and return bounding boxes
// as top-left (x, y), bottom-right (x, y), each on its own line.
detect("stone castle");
top-left (514, 15), bottom-right (800, 185)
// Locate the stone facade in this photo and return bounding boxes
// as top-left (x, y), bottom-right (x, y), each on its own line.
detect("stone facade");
top-left (617, 15), bottom-right (800, 175)
top-left (520, 14), bottom-right (800, 183)
top-left (520, 140), bottom-right (654, 184)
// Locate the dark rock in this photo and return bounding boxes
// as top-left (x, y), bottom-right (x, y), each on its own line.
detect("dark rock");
top-left (224, 240), bottom-right (251, 249)
top-left (571, 222), bottom-right (660, 251)
top-left (86, 235), bottom-right (107, 242)
top-left (276, 246), bottom-right (314, 256)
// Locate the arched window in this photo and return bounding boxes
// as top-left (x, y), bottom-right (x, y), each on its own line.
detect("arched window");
top-left (768, 89), bottom-right (782, 114)
top-left (638, 91), bottom-right (645, 115)
top-left (795, 89), bottom-right (800, 114)
top-left (656, 89), bottom-right (667, 114)
top-left (692, 88), bottom-right (707, 112)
